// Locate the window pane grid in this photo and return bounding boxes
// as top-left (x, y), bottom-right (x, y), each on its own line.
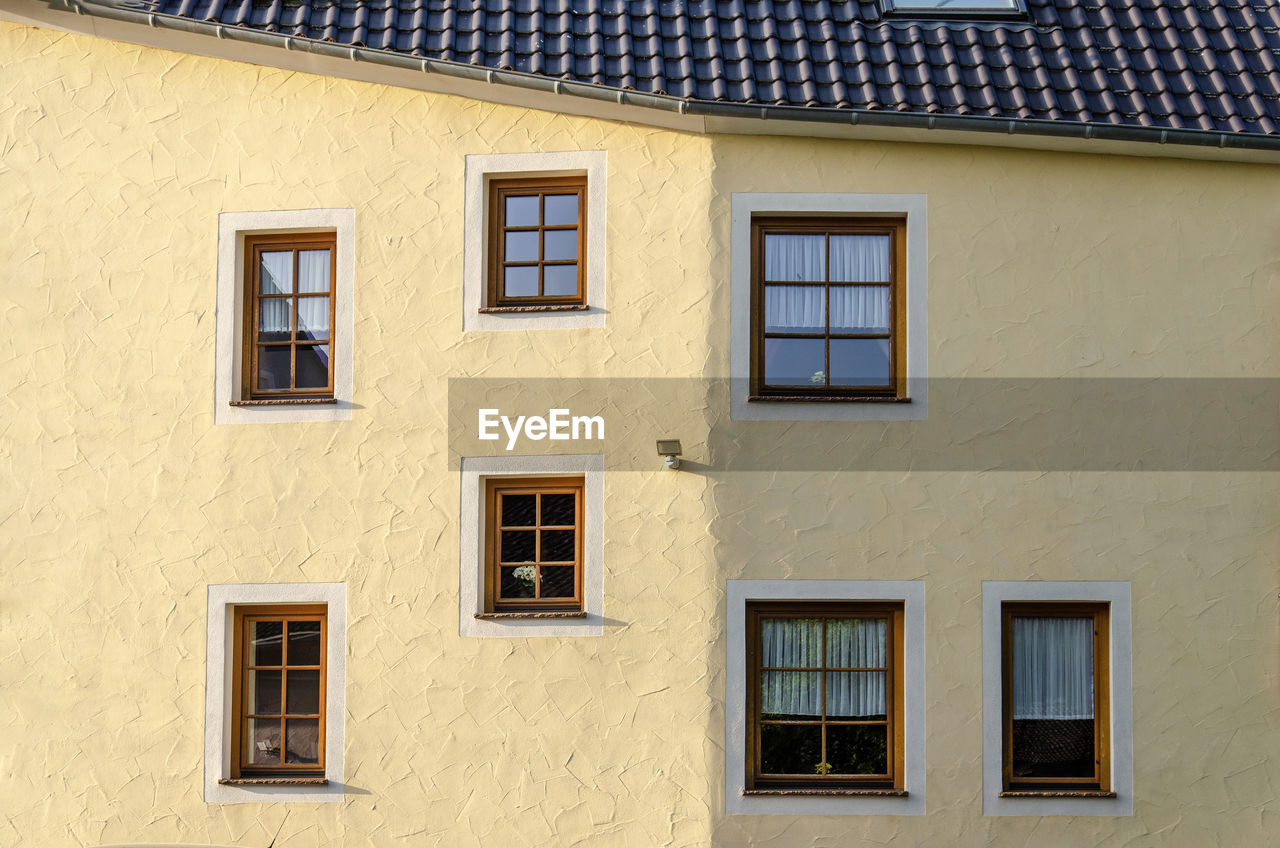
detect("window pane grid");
top-left (491, 484), bottom-right (582, 607)
top-left (491, 179), bottom-right (585, 305)
top-left (757, 614), bottom-right (891, 779)
top-left (247, 238), bottom-right (335, 398)
top-left (238, 613), bottom-right (325, 773)
top-left (753, 221), bottom-right (901, 396)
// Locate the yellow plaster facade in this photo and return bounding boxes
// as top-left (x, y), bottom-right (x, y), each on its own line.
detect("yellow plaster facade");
top-left (1, 17), bottom-right (1278, 847)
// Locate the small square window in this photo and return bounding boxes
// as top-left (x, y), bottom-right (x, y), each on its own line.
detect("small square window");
top-left (229, 604), bottom-right (328, 781)
top-left (745, 600), bottom-right (906, 793)
top-left (750, 218), bottom-right (907, 401)
top-left (484, 476), bottom-right (584, 612)
top-left (1001, 602), bottom-right (1110, 793)
top-left (487, 177), bottom-right (587, 309)
top-left (242, 233), bottom-right (336, 401)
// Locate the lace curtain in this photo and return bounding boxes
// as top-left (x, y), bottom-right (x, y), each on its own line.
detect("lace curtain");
top-left (1011, 617), bottom-right (1094, 720)
top-left (760, 618), bottom-right (887, 718)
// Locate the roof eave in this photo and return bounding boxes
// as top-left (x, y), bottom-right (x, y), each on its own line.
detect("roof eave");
top-left (34, 0), bottom-right (1280, 157)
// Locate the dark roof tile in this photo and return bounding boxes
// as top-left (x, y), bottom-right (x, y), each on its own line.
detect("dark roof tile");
top-left (134, 0), bottom-right (1280, 137)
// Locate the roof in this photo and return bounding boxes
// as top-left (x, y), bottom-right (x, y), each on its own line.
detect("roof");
top-left (51, 0), bottom-right (1280, 145)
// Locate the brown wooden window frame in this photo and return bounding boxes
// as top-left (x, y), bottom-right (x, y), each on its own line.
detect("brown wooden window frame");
top-left (484, 476), bottom-right (585, 613)
top-left (1001, 602), bottom-right (1111, 793)
top-left (486, 176), bottom-right (588, 309)
top-left (749, 217), bottom-right (908, 402)
top-left (745, 601), bottom-right (906, 793)
top-left (241, 232), bottom-right (337, 401)
top-left (230, 604), bottom-right (328, 779)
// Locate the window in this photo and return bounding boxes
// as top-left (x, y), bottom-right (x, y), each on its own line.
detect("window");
top-left (981, 581), bottom-right (1131, 816)
top-left (745, 601), bottom-right (905, 793)
top-left (881, 0), bottom-right (1025, 16)
top-left (242, 233), bottom-right (336, 400)
top-left (459, 455), bottom-right (604, 637)
top-left (215, 209), bottom-right (354, 425)
top-left (229, 605), bottom-right (327, 780)
top-left (486, 177), bottom-right (586, 309)
top-left (484, 476), bottom-right (584, 612)
top-left (750, 218), bottom-right (906, 401)
top-left (1001, 603), bottom-right (1110, 793)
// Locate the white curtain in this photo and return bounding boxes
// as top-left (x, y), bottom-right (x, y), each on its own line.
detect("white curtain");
top-left (761, 618), bottom-right (887, 718)
top-left (763, 285), bottom-right (890, 334)
top-left (765, 286), bottom-right (824, 331)
top-left (297, 299), bottom-right (328, 339)
top-left (298, 249), bottom-right (330, 293)
top-left (830, 286), bottom-right (890, 333)
top-left (1012, 617), bottom-right (1094, 720)
top-left (259, 299), bottom-right (291, 335)
top-left (765, 235), bottom-right (824, 281)
top-left (260, 252), bottom-right (291, 295)
top-left (830, 235), bottom-right (890, 282)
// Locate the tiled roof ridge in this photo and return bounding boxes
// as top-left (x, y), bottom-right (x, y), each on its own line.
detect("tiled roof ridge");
top-left (51, 0), bottom-right (1280, 146)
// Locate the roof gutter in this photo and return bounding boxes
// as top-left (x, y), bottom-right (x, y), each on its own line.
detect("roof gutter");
top-left (49, 0), bottom-right (1280, 155)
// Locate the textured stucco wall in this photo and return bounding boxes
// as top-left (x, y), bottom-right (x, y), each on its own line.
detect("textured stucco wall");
top-left (2, 18), bottom-right (1279, 848)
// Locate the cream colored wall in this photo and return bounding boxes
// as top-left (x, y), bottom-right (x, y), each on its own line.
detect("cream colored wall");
top-left (1, 18), bottom-right (1277, 848)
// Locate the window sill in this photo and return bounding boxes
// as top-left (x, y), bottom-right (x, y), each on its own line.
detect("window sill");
top-left (474, 611), bottom-right (588, 620)
top-left (478, 304), bottom-right (589, 314)
top-left (748, 394), bottom-right (911, 404)
top-left (998, 790), bottom-right (1116, 799)
top-left (742, 788), bottom-right (908, 797)
top-left (229, 398), bottom-right (337, 407)
top-left (218, 777), bottom-right (329, 786)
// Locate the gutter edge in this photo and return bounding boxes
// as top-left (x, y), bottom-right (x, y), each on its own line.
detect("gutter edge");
top-left (43, 0), bottom-right (1280, 155)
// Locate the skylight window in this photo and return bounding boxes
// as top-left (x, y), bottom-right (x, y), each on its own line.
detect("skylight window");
top-left (881, 0), bottom-right (1024, 15)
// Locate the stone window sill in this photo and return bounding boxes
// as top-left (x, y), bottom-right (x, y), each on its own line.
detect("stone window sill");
top-left (748, 395), bottom-right (912, 404)
top-left (478, 304), bottom-right (589, 314)
top-left (742, 788), bottom-right (908, 797)
top-left (230, 398), bottom-right (337, 407)
top-left (218, 777), bottom-right (328, 786)
top-left (998, 790), bottom-right (1116, 799)
top-left (474, 611), bottom-right (588, 620)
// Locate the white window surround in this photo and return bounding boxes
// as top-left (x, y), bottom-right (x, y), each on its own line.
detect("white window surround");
top-left (463, 151), bottom-right (607, 332)
top-left (204, 582), bottom-right (347, 804)
top-left (730, 192), bottom-right (928, 421)
top-left (214, 208), bottom-right (356, 425)
top-left (459, 454), bottom-right (605, 637)
top-left (725, 579), bottom-right (926, 816)
top-left (982, 581), bottom-right (1133, 817)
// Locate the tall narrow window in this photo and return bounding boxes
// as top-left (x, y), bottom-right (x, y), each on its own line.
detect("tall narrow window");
top-left (487, 177), bottom-right (587, 308)
top-left (230, 605), bottom-right (327, 779)
top-left (745, 602), bottom-right (905, 792)
top-left (750, 218), bottom-right (906, 400)
top-left (484, 477), bottom-right (584, 612)
top-left (243, 233), bottom-right (336, 399)
top-left (1001, 603), bottom-right (1110, 792)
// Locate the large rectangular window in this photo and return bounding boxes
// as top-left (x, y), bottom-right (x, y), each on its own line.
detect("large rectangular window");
top-left (230, 605), bottom-right (327, 779)
top-left (487, 176), bottom-right (587, 308)
top-left (750, 218), bottom-right (906, 401)
top-left (745, 601), bottom-right (905, 792)
top-left (1001, 602), bottom-right (1110, 792)
top-left (484, 477), bottom-right (584, 612)
top-left (243, 233), bottom-right (336, 400)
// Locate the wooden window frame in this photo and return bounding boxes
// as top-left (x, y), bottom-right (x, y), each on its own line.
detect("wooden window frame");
top-left (486, 176), bottom-right (587, 308)
top-left (749, 217), bottom-right (907, 401)
top-left (1001, 602), bottom-right (1111, 793)
top-left (230, 604), bottom-right (328, 778)
top-left (484, 476), bottom-right (585, 612)
top-left (242, 232), bottom-right (337, 400)
top-left (745, 601), bottom-right (905, 792)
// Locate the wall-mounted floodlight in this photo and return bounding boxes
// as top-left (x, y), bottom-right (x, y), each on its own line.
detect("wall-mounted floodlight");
top-left (656, 439), bottom-right (683, 470)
